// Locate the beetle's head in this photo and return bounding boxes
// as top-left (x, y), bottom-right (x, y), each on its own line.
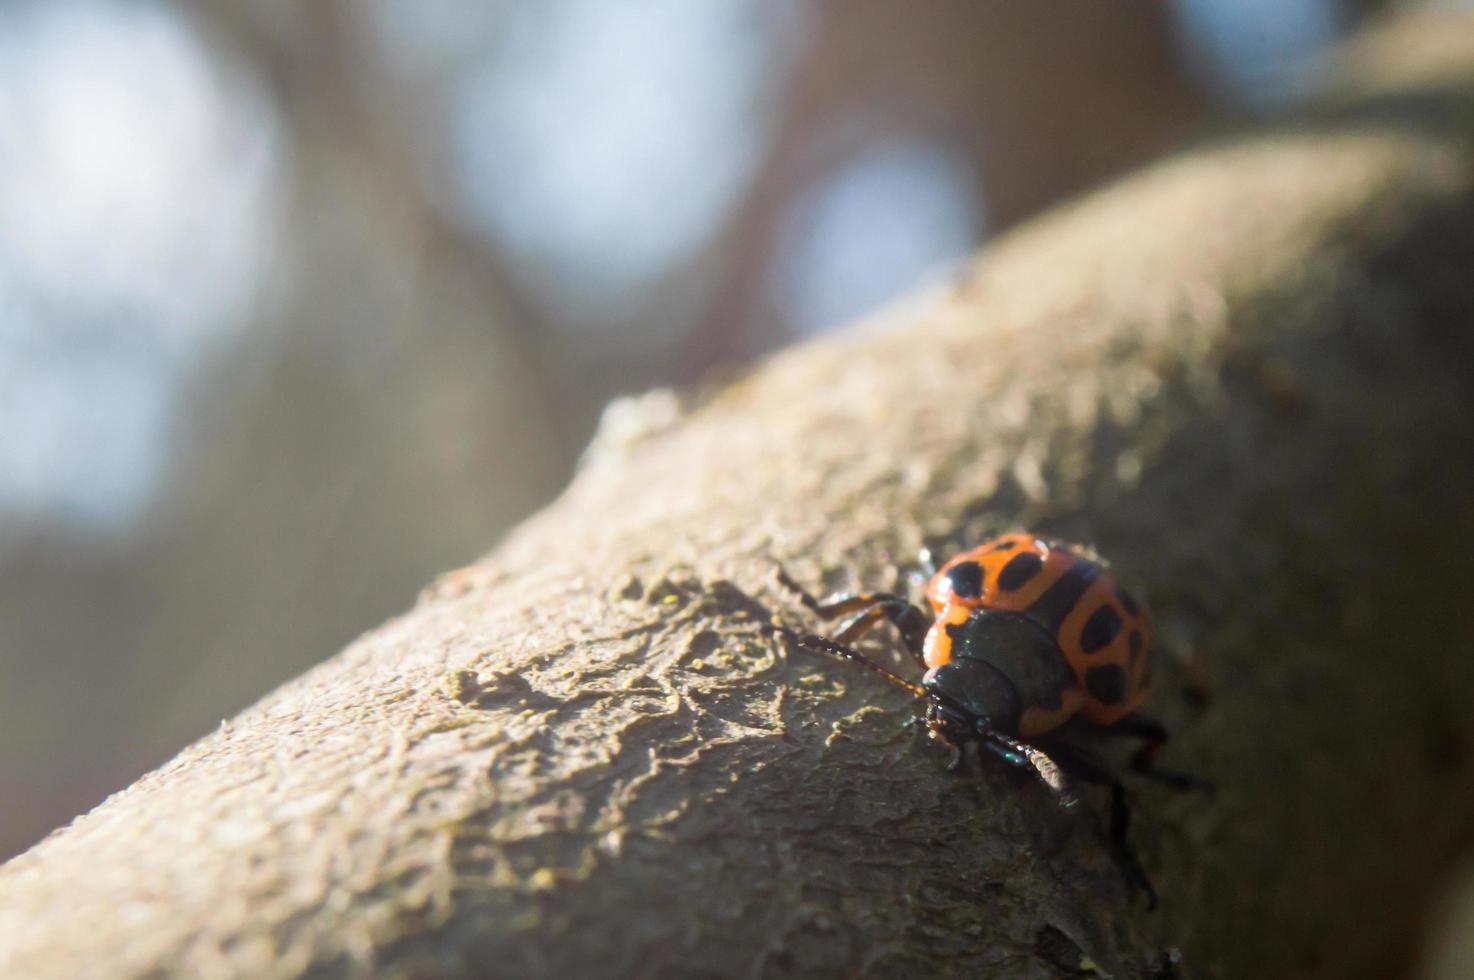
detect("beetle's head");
top-left (921, 658), bottom-right (1021, 742)
top-left (923, 698), bottom-right (986, 744)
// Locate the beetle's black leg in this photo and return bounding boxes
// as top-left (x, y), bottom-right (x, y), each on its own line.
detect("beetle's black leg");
top-left (831, 602), bottom-right (930, 670)
top-left (1108, 780), bottom-right (1155, 910)
top-left (1040, 740), bottom-right (1157, 909)
top-left (1108, 713), bottom-right (1215, 794)
top-left (774, 567), bottom-right (861, 617)
top-left (774, 568), bottom-right (929, 670)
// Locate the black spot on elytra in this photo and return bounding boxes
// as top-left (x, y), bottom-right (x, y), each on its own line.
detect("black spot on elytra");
top-left (946, 561), bottom-right (984, 599)
top-left (1079, 604), bottom-right (1124, 653)
top-left (984, 538), bottom-right (1018, 553)
top-left (1085, 664), bottom-right (1128, 705)
top-left (1117, 586), bottom-right (1141, 616)
top-left (997, 552), bottom-right (1045, 590)
top-left (1025, 559), bottom-right (1101, 632)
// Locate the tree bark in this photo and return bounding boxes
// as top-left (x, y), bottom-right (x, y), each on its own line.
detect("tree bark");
top-left (6, 13), bottom-right (1474, 979)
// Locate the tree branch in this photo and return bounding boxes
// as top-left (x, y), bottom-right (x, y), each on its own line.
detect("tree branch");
top-left (6, 12), bottom-right (1474, 978)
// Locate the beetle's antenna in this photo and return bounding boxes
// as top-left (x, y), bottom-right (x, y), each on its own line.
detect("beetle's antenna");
top-left (768, 620), bottom-right (927, 698)
top-left (981, 731), bottom-right (1079, 808)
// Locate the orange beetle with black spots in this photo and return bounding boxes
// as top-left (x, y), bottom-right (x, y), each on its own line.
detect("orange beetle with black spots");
top-left (776, 532), bottom-right (1208, 905)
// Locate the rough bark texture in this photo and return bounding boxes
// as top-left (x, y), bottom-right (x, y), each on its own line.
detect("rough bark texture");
top-left (6, 14), bottom-right (1474, 979)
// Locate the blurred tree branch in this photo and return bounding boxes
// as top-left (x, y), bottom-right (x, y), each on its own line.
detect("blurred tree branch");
top-left (189, 0), bottom-right (576, 450)
top-left (5, 11), bottom-right (1474, 978)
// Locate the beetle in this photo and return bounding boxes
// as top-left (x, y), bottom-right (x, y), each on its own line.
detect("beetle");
top-left (774, 531), bottom-right (1208, 904)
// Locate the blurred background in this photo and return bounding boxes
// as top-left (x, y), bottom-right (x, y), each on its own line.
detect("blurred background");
top-left (0, 0), bottom-right (1429, 866)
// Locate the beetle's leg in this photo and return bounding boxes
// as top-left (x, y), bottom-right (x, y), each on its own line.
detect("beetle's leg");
top-left (774, 568), bottom-right (929, 670)
top-left (830, 602), bottom-right (929, 670)
top-left (1108, 713), bottom-right (1214, 794)
top-left (774, 567), bottom-right (873, 619)
top-left (1040, 740), bottom-right (1157, 910)
top-left (1108, 779), bottom-right (1155, 910)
